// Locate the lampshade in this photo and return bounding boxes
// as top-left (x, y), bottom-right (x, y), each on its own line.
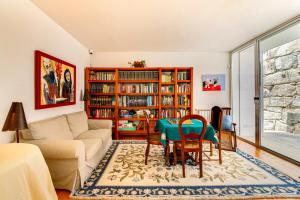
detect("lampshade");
top-left (2, 102), bottom-right (28, 131)
top-left (83, 89), bottom-right (90, 101)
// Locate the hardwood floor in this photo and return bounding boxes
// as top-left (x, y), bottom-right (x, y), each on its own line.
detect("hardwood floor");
top-left (56, 139), bottom-right (300, 200)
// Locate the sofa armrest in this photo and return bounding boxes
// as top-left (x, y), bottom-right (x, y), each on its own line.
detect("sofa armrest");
top-left (88, 119), bottom-right (112, 130)
top-left (24, 139), bottom-right (85, 160)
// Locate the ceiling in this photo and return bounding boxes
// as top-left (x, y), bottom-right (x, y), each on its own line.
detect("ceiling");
top-left (31, 0), bottom-right (300, 52)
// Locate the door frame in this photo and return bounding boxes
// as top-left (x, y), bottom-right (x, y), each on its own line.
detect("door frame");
top-left (230, 15), bottom-right (300, 166)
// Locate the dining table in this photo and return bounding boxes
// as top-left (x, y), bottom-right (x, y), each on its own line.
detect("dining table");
top-left (155, 118), bottom-right (218, 165)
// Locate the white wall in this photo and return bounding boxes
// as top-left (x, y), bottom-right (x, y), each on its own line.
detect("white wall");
top-left (91, 52), bottom-right (230, 109)
top-left (0, 0), bottom-right (90, 143)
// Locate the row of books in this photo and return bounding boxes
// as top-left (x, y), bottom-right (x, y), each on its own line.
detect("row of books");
top-left (161, 96), bottom-right (174, 106)
top-left (90, 108), bottom-right (115, 118)
top-left (161, 85), bottom-right (174, 93)
top-left (178, 95), bottom-right (191, 106)
top-left (90, 71), bottom-right (116, 80)
top-left (177, 71), bottom-right (190, 80)
top-left (90, 83), bottom-right (115, 93)
top-left (119, 83), bottom-right (158, 93)
top-left (119, 109), bottom-right (158, 118)
top-left (161, 72), bottom-right (174, 82)
top-left (160, 109), bottom-right (175, 118)
top-left (118, 71), bottom-right (159, 80)
top-left (119, 96), bottom-right (158, 107)
top-left (176, 109), bottom-right (191, 118)
top-left (177, 84), bottom-right (190, 93)
top-left (90, 96), bottom-right (116, 106)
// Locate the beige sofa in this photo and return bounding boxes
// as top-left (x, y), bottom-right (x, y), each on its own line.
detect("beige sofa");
top-left (21, 111), bottom-right (112, 191)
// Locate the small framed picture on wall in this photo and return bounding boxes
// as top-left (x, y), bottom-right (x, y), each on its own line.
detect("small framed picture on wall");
top-left (202, 74), bottom-right (225, 91)
top-left (35, 50), bottom-right (76, 109)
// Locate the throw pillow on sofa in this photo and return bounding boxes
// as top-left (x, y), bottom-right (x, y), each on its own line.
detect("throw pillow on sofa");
top-left (66, 111), bottom-right (89, 138)
top-left (28, 115), bottom-right (73, 140)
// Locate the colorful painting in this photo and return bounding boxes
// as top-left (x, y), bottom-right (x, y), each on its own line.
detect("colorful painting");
top-left (202, 74), bottom-right (225, 91)
top-left (35, 50), bottom-right (76, 109)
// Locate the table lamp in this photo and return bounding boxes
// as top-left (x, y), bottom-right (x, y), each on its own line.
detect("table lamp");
top-left (2, 102), bottom-right (28, 143)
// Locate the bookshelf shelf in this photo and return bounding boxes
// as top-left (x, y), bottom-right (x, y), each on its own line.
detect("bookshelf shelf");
top-left (177, 92), bottom-right (191, 95)
top-left (161, 82), bottom-right (175, 85)
top-left (161, 93), bottom-right (175, 95)
top-left (85, 67), bottom-right (193, 140)
top-left (119, 93), bottom-right (158, 96)
top-left (177, 80), bottom-right (191, 83)
top-left (90, 93), bottom-right (116, 96)
top-left (88, 105), bottom-right (115, 108)
top-left (118, 106), bottom-right (159, 109)
top-left (118, 80), bottom-right (159, 83)
top-left (88, 80), bottom-right (116, 83)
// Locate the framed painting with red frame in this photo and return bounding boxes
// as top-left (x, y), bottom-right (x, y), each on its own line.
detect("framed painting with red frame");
top-left (35, 50), bottom-right (76, 109)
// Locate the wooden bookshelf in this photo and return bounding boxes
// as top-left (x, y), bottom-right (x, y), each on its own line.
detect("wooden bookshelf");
top-left (85, 67), bottom-right (193, 140)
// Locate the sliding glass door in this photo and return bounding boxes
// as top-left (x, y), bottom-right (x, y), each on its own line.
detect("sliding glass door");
top-left (231, 44), bottom-right (256, 143)
top-left (259, 21), bottom-right (300, 162)
top-left (231, 17), bottom-right (300, 164)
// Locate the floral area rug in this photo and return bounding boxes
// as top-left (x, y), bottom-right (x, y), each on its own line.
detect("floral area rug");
top-left (71, 141), bottom-right (300, 199)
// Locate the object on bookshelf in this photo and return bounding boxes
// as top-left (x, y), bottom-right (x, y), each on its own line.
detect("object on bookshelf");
top-left (177, 71), bottom-right (190, 80)
top-left (90, 108), bottom-right (114, 118)
top-left (119, 71), bottom-right (158, 80)
top-left (90, 83), bottom-right (115, 93)
top-left (118, 120), bottom-right (136, 131)
top-left (119, 96), bottom-right (158, 107)
top-left (178, 95), bottom-right (190, 106)
top-left (177, 83), bottom-right (190, 93)
top-left (161, 96), bottom-right (174, 106)
top-left (176, 109), bottom-right (190, 118)
top-left (161, 109), bottom-right (175, 118)
top-left (90, 96), bottom-right (116, 106)
top-left (161, 72), bottom-right (174, 82)
top-left (90, 71), bottom-right (115, 80)
top-left (119, 83), bottom-right (158, 93)
top-left (128, 60), bottom-right (146, 68)
top-left (161, 85), bottom-right (174, 93)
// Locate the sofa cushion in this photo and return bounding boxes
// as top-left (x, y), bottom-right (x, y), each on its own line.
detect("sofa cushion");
top-left (76, 129), bottom-right (111, 142)
top-left (28, 115), bottom-right (73, 140)
top-left (66, 111), bottom-right (89, 138)
top-left (79, 139), bottom-right (102, 160)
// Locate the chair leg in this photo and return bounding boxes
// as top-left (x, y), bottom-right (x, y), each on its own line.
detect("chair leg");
top-left (173, 143), bottom-right (177, 166)
top-left (145, 143), bottom-right (150, 165)
top-left (218, 142), bottom-right (222, 164)
top-left (181, 148), bottom-right (185, 178)
top-left (209, 142), bottom-right (213, 156)
top-left (199, 143), bottom-right (203, 178)
top-left (233, 132), bottom-right (237, 152)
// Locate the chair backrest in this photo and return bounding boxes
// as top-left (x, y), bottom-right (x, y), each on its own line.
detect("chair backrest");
top-left (210, 106), bottom-right (223, 132)
top-left (143, 111), bottom-right (150, 140)
top-left (178, 114), bottom-right (207, 143)
top-left (222, 107), bottom-right (231, 115)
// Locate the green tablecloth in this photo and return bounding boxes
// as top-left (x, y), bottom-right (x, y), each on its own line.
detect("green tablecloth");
top-left (155, 119), bottom-right (218, 146)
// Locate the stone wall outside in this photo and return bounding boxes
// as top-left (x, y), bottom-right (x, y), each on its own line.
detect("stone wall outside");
top-left (263, 38), bottom-right (300, 134)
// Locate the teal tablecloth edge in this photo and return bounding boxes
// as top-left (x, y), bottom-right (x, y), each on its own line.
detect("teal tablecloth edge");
top-left (155, 119), bottom-right (219, 146)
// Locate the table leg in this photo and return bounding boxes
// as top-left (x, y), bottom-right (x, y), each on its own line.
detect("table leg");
top-left (165, 140), bottom-right (171, 166)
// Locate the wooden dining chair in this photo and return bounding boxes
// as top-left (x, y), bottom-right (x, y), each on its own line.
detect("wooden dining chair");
top-left (173, 114), bottom-right (207, 178)
top-left (205, 106), bottom-right (223, 164)
top-left (220, 107), bottom-right (237, 151)
top-left (144, 111), bottom-right (162, 165)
